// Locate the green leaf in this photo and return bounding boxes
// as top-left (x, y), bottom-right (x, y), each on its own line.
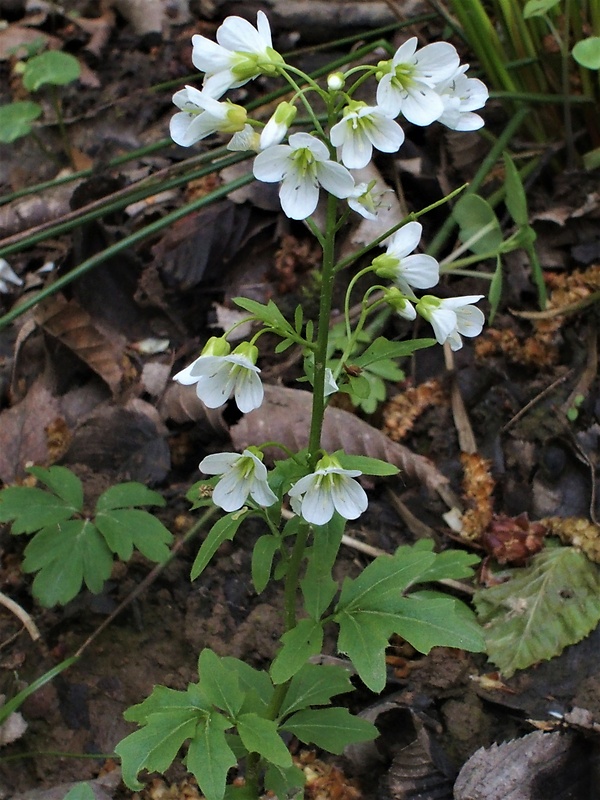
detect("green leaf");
top-left (186, 477), bottom-right (220, 509)
top-left (474, 546), bottom-right (600, 677)
top-left (198, 649), bottom-right (244, 718)
top-left (393, 594), bottom-right (485, 654)
top-left (95, 509), bottom-right (172, 562)
top-left (412, 542), bottom-right (480, 582)
top-left (0, 486), bottom-right (77, 533)
top-left (191, 510), bottom-right (248, 581)
top-left (62, 784), bottom-right (95, 800)
top-left (336, 609), bottom-right (396, 691)
top-left (233, 298), bottom-right (294, 337)
top-left (252, 534), bottom-right (280, 594)
top-left (0, 101), bottom-right (42, 143)
top-left (27, 466), bottom-right (84, 509)
top-left (301, 514), bottom-right (345, 620)
top-left (294, 304), bottom-right (303, 334)
top-left (523, 0), bottom-right (560, 17)
top-left (124, 683), bottom-right (209, 724)
top-left (572, 37), bottom-right (600, 70)
top-left (96, 482), bottom-right (165, 512)
top-left (335, 453), bottom-right (399, 477)
top-left (264, 762), bottom-right (305, 800)
top-left (270, 618), bottom-right (324, 685)
top-left (336, 547), bottom-right (436, 611)
top-left (282, 708), bottom-right (377, 754)
top-left (187, 712), bottom-right (237, 800)
top-left (353, 337), bottom-right (435, 367)
top-left (279, 664), bottom-right (353, 718)
top-left (236, 713), bottom-right (292, 767)
top-left (221, 658), bottom-right (274, 714)
top-left (23, 50), bottom-right (80, 91)
top-left (453, 195), bottom-right (503, 255)
top-left (503, 153), bottom-right (528, 227)
top-left (23, 520), bottom-right (113, 606)
top-left (488, 255), bottom-right (503, 324)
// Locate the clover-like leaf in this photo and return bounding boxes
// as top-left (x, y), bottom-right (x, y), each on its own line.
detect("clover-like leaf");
top-left (23, 50), bottom-right (80, 91)
top-left (453, 194), bottom-right (503, 255)
top-left (0, 101), bottom-right (42, 143)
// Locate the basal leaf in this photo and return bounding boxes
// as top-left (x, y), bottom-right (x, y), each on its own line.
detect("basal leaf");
top-left (23, 520), bottom-right (112, 606)
top-left (0, 101), bottom-right (42, 143)
top-left (251, 534), bottom-right (280, 594)
top-left (22, 50), bottom-right (80, 91)
top-left (270, 618), bottom-right (324, 685)
top-left (393, 595), bottom-right (485, 654)
top-left (62, 784), bottom-right (95, 800)
top-left (279, 663), bottom-right (353, 718)
top-left (301, 514), bottom-right (345, 620)
top-left (191, 511), bottom-right (248, 581)
top-left (474, 546), bottom-right (600, 677)
top-left (0, 487), bottom-right (76, 534)
top-left (124, 683), bottom-right (209, 724)
top-left (96, 482), bottom-right (165, 512)
top-left (187, 712), bottom-right (237, 800)
top-left (236, 713), bottom-right (292, 768)
top-left (198, 649), bottom-right (244, 718)
top-left (282, 708), bottom-right (377, 754)
top-left (572, 37), bottom-right (600, 70)
top-left (95, 509), bottom-right (172, 562)
top-left (523, 0), bottom-right (560, 17)
top-left (27, 466), bottom-right (83, 510)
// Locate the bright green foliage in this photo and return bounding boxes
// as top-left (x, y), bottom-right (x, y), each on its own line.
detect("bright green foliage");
top-left (0, 466), bottom-right (172, 606)
top-left (190, 509), bottom-right (248, 580)
top-left (62, 784), bottom-right (95, 800)
top-left (474, 544), bottom-right (600, 677)
top-left (118, 653), bottom-right (371, 799)
top-left (270, 618), bottom-right (324, 684)
top-left (572, 37), bottom-right (600, 70)
top-left (453, 195), bottom-right (503, 255)
top-left (22, 50), bottom-right (81, 91)
top-left (300, 514), bottom-right (345, 620)
top-left (0, 101), bottom-right (42, 143)
top-left (233, 298), bottom-right (310, 351)
top-left (523, 0), bottom-right (560, 16)
top-left (335, 542), bottom-right (484, 691)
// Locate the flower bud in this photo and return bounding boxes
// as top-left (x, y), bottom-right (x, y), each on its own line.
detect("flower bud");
top-left (260, 101), bottom-right (297, 149)
top-left (327, 72), bottom-right (345, 91)
top-left (383, 287), bottom-right (416, 320)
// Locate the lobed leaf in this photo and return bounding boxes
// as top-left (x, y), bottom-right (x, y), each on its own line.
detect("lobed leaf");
top-left (393, 594), bottom-right (485, 654)
top-left (95, 508), bottom-right (172, 563)
top-left (96, 482), bottom-right (165, 512)
top-left (27, 466), bottom-right (84, 510)
top-left (282, 707), bottom-right (377, 754)
top-left (236, 713), bottom-right (292, 768)
top-left (336, 609), bottom-right (397, 692)
top-left (474, 545), bottom-right (600, 677)
top-left (0, 487), bottom-right (77, 534)
top-left (278, 663), bottom-right (353, 719)
top-left (264, 763), bottom-right (305, 800)
top-left (187, 712), bottom-right (237, 800)
top-left (198, 649), bottom-right (245, 718)
top-left (220, 658), bottom-right (274, 714)
top-left (270, 618), bottom-right (324, 685)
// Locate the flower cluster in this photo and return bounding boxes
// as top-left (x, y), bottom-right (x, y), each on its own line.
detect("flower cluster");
top-left (170, 12), bottom-right (489, 524)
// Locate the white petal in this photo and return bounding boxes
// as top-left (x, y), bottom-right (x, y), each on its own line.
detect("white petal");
top-left (429, 308), bottom-right (458, 345)
top-left (192, 36), bottom-right (233, 73)
top-left (199, 452), bottom-right (240, 474)
top-left (444, 112), bottom-right (485, 131)
top-left (315, 161), bottom-right (354, 199)
top-left (392, 37), bottom-right (418, 65)
top-left (217, 15), bottom-right (267, 54)
top-left (398, 254), bottom-right (440, 289)
top-left (253, 145), bottom-right (291, 182)
top-left (256, 11), bottom-right (273, 47)
top-left (387, 221), bottom-right (423, 259)
top-left (340, 128), bottom-right (373, 169)
top-left (170, 113), bottom-right (195, 146)
top-left (212, 470), bottom-right (249, 512)
top-left (203, 70), bottom-right (239, 97)
top-left (396, 300), bottom-right (417, 321)
top-left (402, 87), bottom-right (444, 126)
top-left (376, 75), bottom-right (402, 118)
top-left (234, 370), bottom-right (264, 412)
top-left (441, 295), bottom-right (485, 310)
top-left (300, 482), bottom-right (336, 525)
top-left (331, 477), bottom-right (368, 520)
top-left (366, 114), bottom-right (405, 152)
top-left (250, 480), bottom-right (278, 507)
top-left (447, 330), bottom-right (464, 351)
top-left (329, 119), bottom-right (347, 148)
top-left (288, 132), bottom-right (329, 161)
top-left (173, 361), bottom-right (201, 384)
top-left (455, 305), bottom-right (485, 337)
top-left (195, 370), bottom-right (235, 408)
top-left (414, 42), bottom-right (460, 83)
top-left (288, 474), bottom-right (317, 497)
top-left (279, 170), bottom-right (320, 220)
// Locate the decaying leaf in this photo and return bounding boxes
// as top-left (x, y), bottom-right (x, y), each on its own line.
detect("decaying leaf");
top-left (544, 516), bottom-right (600, 563)
top-left (159, 383), bottom-right (228, 437)
top-left (232, 385), bottom-right (453, 500)
top-left (0, 380), bottom-right (61, 483)
top-left (34, 295), bottom-right (126, 395)
top-left (454, 730), bottom-right (591, 800)
top-left (474, 545), bottom-right (600, 677)
top-left (382, 379), bottom-right (446, 442)
top-left (480, 513), bottom-right (547, 566)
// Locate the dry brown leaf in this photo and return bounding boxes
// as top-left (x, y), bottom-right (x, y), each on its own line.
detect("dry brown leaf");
top-left (159, 383), bottom-right (228, 437)
top-left (232, 385), bottom-right (453, 500)
top-left (34, 294), bottom-right (125, 395)
top-left (0, 379), bottom-right (61, 483)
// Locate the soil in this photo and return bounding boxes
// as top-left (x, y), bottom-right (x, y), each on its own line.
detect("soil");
top-left (0, 2), bottom-right (600, 799)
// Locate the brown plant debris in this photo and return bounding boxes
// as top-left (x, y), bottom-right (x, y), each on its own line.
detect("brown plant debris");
top-left (382, 378), bottom-right (447, 441)
top-left (544, 516), bottom-right (600, 563)
top-left (271, 233), bottom-right (322, 294)
top-left (459, 452), bottom-right (495, 541)
top-left (480, 513), bottom-right (547, 566)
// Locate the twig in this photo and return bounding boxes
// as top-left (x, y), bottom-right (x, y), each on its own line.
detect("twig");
top-left (502, 369), bottom-right (573, 432)
top-left (0, 592), bottom-right (40, 642)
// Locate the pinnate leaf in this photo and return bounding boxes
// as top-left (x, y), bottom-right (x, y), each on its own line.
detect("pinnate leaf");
top-left (279, 663), bottom-right (352, 718)
top-left (282, 707), bottom-right (377, 754)
top-left (474, 545), bottom-right (600, 677)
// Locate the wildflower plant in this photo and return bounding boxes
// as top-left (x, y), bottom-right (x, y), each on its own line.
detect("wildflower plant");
top-left (116, 13), bottom-right (489, 798)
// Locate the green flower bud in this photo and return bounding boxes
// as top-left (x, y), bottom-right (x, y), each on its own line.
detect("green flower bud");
top-left (327, 72), bottom-right (345, 91)
top-left (372, 253), bottom-right (400, 279)
top-left (233, 341), bottom-right (259, 365)
top-left (223, 102), bottom-right (248, 132)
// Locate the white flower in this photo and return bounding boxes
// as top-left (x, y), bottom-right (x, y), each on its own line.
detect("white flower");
top-left (436, 65), bottom-right (489, 131)
top-left (383, 287), bottom-right (416, 320)
top-left (376, 38), bottom-right (460, 125)
top-left (260, 101), bottom-right (296, 149)
top-left (416, 294), bottom-right (485, 350)
top-left (288, 455), bottom-right (368, 525)
top-left (192, 11), bottom-right (283, 97)
top-left (347, 181), bottom-right (391, 220)
top-left (174, 341), bottom-right (263, 412)
top-left (329, 102), bottom-right (405, 169)
top-left (170, 85), bottom-right (247, 147)
top-left (253, 132), bottom-right (355, 220)
top-left (373, 221), bottom-right (440, 298)
top-left (0, 258), bottom-right (23, 294)
top-left (199, 448), bottom-right (277, 512)
top-left (227, 123), bottom-right (261, 152)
